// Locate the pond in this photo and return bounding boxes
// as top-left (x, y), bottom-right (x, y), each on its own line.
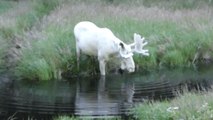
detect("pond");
top-left (0, 66), bottom-right (213, 119)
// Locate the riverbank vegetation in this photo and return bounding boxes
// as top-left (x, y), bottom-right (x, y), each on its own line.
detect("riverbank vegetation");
top-left (54, 116), bottom-right (121, 120)
top-left (53, 89), bottom-right (213, 120)
top-left (133, 89), bottom-right (213, 120)
top-left (0, 0), bottom-right (212, 80)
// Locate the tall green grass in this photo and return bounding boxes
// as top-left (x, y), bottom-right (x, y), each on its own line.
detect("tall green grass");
top-left (16, 0), bottom-right (60, 32)
top-left (0, 0), bottom-right (14, 14)
top-left (105, 0), bottom-right (213, 9)
top-left (133, 91), bottom-right (213, 120)
top-left (11, 0), bottom-right (213, 80)
top-left (142, 0), bottom-right (213, 9)
top-left (0, 0), bottom-right (16, 68)
top-left (16, 25), bottom-right (74, 80)
top-left (0, 0), bottom-right (61, 74)
top-left (33, 0), bottom-right (59, 18)
top-left (15, 17), bottom-right (213, 80)
top-left (1, 0), bottom-right (60, 36)
top-left (0, 36), bottom-right (8, 69)
top-left (103, 19), bottom-right (213, 69)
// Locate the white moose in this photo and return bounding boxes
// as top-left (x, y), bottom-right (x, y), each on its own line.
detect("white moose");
top-left (74, 21), bottom-right (149, 76)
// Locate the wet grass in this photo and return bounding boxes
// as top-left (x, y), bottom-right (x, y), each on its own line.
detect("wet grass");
top-left (133, 90), bottom-right (213, 120)
top-left (0, 0), bottom-right (212, 80)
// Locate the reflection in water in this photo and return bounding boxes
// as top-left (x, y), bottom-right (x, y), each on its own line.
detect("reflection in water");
top-left (0, 67), bottom-right (213, 119)
top-left (75, 76), bottom-right (134, 116)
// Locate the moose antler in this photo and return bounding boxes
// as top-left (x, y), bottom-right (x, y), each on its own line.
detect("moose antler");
top-left (130, 33), bottom-right (149, 56)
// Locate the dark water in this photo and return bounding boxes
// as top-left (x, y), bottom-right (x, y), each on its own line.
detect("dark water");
top-left (0, 66), bottom-right (213, 119)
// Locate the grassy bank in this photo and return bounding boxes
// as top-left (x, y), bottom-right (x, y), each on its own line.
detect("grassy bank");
top-left (0, 0), bottom-right (61, 73)
top-left (0, 0), bottom-right (213, 80)
top-left (133, 90), bottom-right (213, 120)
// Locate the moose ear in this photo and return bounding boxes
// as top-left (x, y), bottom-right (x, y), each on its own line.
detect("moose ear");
top-left (119, 42), bottom-right (133, 58)
top-left (119, 42), bottom-right (125, 49)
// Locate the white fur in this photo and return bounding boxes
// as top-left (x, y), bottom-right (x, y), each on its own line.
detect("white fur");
top-left (74, 21), bottom-right (135, 75)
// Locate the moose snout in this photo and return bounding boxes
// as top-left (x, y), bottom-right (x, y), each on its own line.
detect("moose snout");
top-left (128, 68), bottom-right (135, 73)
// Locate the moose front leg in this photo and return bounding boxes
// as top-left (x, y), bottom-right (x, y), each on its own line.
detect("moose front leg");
top-left (76, 41), bottom-right (81, 71)
top-left (99, 59), bottom-right (106, 76)
top-left (98, 52), bottom-right (108, 76)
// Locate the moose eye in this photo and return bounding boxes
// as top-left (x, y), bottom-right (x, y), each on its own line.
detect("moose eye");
top-left (125, 53), bottom-right (133, 58)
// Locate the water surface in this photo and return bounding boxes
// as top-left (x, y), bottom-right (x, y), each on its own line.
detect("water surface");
top-left (0, 67), bottom-right (213, 119)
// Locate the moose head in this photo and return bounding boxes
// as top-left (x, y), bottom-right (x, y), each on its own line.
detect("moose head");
top-left (119, 33), bottom-right (149, 73)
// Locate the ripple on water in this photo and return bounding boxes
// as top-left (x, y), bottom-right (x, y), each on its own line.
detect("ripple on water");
top-left (0, 67), bottom-right (213, 119)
